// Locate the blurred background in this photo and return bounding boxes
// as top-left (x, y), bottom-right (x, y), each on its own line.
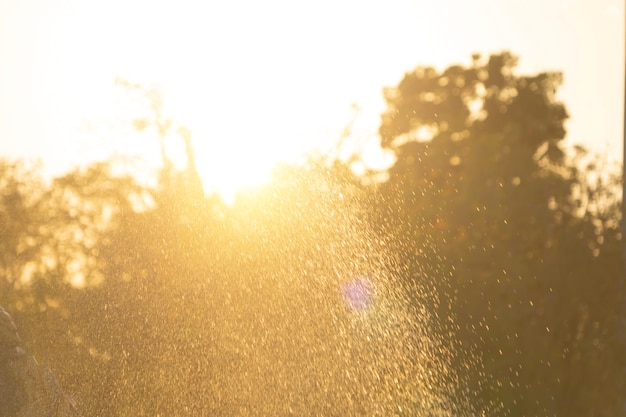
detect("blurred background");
top-left (0, 1), bottom-right (624, 415)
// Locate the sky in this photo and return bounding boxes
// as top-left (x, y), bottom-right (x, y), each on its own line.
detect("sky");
top-left (0, 0), bottom-right (623, 198)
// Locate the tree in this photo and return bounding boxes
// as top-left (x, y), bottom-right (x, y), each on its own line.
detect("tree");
top-left (2, 52), bottom-right (623, 416)
top-left (374, 51), bottom-right (624, 416)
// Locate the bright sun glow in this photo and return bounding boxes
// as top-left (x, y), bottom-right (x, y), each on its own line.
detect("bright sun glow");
top-left (7, 0), bottom-right (431, 202)
top-left (158, 77), bottom-right (351, 202)
top-left (1, 0), bottom-right (619, 200)
top-left (40, 0), bottom-right (396, 201)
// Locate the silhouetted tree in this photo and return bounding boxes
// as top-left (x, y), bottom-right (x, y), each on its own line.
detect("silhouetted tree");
top-left (1, 52), bottom-right (623, 417)
top-left (373, 51), bottom-right (624, 416)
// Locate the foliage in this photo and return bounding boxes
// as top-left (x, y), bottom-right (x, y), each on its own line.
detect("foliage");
top-left (375, 51), bottom-right (624, 416)
top-left (0, 51), bottom-right (623, 416)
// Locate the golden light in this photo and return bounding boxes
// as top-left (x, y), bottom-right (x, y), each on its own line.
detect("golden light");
top-left (18, 0), bottom-right (407, 201)
top-left (157, 78), bottom-right (343, 201)
top-left (0, 0), bottom-right (621, 200)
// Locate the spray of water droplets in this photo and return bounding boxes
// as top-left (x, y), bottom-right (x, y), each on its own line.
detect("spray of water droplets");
top-left (144, 166), bottom-right (481, 416)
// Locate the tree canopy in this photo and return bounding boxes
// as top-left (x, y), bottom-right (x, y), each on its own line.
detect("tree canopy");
top-left (0, 51), bottom-right (623, 416)
top-left (375, 51), bottom-right (624, 416)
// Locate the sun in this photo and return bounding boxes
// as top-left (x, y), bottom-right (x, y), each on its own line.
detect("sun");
top-left (107, 64), bottom-right (352, 205)
top-left (150, 78), bottom-right (386, 204)
top-left (190, 135), bottom-right (293, 204)
top-left (156, 66), bottom-right (357, 203)
top-left (22, 0), bottom-right (395, 200)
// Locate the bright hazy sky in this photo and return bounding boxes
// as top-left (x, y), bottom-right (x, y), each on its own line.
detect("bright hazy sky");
top-left (0, 0), bottom-right (623, 197)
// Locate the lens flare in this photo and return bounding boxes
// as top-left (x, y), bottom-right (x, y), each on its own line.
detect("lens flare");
top-left (341, 276), bottom-right (375, 312)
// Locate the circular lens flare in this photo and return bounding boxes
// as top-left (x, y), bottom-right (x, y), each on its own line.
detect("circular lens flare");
top-left (341, 276), bottom-right (375, 312)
